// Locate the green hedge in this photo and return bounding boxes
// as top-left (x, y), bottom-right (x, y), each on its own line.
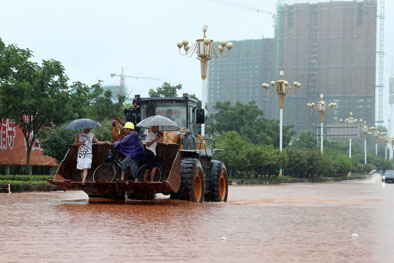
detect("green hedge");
top-left (0, 175), bottom-right (58, 193)
top-left (0, 182), bottom-right (59, 193)
top-left (0, 175), bottom-right (53, 182)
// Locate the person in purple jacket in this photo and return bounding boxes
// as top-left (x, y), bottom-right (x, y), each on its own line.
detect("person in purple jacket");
top-left (113, 122), bottom-right (145, 182)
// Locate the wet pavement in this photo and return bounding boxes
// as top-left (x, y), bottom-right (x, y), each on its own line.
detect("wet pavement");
top-left (1, 175), bottom-right (394, 262)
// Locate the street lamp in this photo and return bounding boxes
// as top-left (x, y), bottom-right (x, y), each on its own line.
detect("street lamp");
top-left (307, 94), bottom-right (336, 154)
top-left (384, 135), bottom-right (389, 159)
top-left (344, 112), bottom-right (359, 159)
top-left (372, 129), bottom-right (380, 155)
top-left (361, 121), bottom-right (369, 164)
top-left (391, 138), bottom-right (394, 160)
top-left (177, 25), bottom-right (233, 136)
top-left (262, 71), bottom-right (301, 175)
top-left (378, 132), bottom-right (386, 157)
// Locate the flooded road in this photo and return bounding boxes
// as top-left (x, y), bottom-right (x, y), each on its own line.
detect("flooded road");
top-left (1, 175), bottom-right (394, 263)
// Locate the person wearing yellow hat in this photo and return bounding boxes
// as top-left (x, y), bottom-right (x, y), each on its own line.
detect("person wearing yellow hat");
top-left (123, 122), bottom-right (134, 130)
top-left (113, 122), bottom-right (145, 182)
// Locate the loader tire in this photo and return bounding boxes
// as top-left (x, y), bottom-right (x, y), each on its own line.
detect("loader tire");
top-left (170, 158), bottom-right (205, 202)
top-left (205, 160), bottom-right (228, 202)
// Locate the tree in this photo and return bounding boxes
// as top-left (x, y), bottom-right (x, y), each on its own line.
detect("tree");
top-left (149, 82), bottom-right (182, 97)
top-left (209, 101), bottom-right (294, 148)
top-left (39, 124), bottom-right (75, 162)
top-left (88, 82), bottom-right (125, 120)
top-left (66, 81), bottom-right (91, 120)
top-left (291, 130), bottom-right (317, 150)
top-left (0, 39), bottom-right (70, 174)
top-left (214, 131), bottom-right (251, 177)
top-left (214, 131), bottom-right (284, 177)
top-left (0, 39), bottom-right (33, 81)
top-left (367, 154), bottom-right (393, 171)
top-left (65, 80), bottom-right (126, 121)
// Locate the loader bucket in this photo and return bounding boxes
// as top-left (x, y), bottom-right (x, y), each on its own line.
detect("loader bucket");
top-left (48, 143), bottom-right (181, 200)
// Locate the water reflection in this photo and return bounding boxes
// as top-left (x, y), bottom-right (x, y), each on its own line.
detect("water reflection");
top-left (1, 181), bottom-right (394, 262)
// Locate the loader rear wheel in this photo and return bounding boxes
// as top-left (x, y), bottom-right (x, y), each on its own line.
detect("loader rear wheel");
top-left (205, 160), bottom-right (228, 202)
top-left (171, 158), bottom-right (205, 202)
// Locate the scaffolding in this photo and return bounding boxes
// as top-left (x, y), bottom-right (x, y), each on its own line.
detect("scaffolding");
top-left (376, 0), bottom-right (385, 124)
top-left (281, 0), bottom-right (370, 4)
top-left (277, 0), bottom-right (377, 134)
top-left (206, 0), bottom-right (377, 136)
top-left (206, 39), bottom-right (276, 115)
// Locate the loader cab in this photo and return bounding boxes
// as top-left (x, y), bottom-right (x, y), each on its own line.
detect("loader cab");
top-left (138, 95), bottom-right (204, 136)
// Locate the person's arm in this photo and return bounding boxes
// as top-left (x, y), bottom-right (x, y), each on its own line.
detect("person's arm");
top-left (93, 136), bottom-right (111, 145)
top-left (73, 134), bottom-right (85, 147)
top-left (146, 135), bottom-right (160, 147)
top-left (113, 135), bottom-right (129, 149)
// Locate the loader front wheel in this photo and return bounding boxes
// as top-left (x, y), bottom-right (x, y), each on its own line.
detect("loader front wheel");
top-left (205, 160), bottom-right (228, 202)
top-left (171, 158), bottom-right (205, 202)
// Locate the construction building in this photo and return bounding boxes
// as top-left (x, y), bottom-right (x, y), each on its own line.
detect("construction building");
top-left (207, 0), bottom-right (377, 135)
top-left (389, 76), bottom-right (394, 136)
top-left (207, 39), bottom-right (276, 118)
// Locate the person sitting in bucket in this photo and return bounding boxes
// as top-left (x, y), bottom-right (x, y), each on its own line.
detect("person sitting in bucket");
top-left (112, 122), bottom-right (145, 182)
top-left (74, 128), bottom-right (110, 184)
top-left (143, 125), bottom-right (162, 182)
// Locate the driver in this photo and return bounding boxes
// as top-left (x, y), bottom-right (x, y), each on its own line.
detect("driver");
top-left (165, 109), bottom-right (175, 121)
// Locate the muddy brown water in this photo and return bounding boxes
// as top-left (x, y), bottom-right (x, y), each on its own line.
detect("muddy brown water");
top-left (1, 175), bottom-right (394, 263)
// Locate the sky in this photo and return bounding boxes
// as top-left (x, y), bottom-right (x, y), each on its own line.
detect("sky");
top-left (1, 0), bottom-right (393, 126)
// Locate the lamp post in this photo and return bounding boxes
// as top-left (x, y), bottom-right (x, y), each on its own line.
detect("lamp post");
top-left (361, 121), bottom-right (369, 164)
top-left (177, 25), bottom-right (233, 136)
top-left (378, 132), bottom-right (386, 157)
top-left (307, 94), bottom-right (336, 154)
top-left (384, 135), bottom-right (389, 159)
top-left (262, 71), bottom-right (301, 175)
top-left (391, 138), bottom-right (394, 160)
top-left (387, 136), bottom-right (390, 159)
top-left (373, 130), bottom-right (380, 155)
top-left (344, 112), bottom-right (359, 159)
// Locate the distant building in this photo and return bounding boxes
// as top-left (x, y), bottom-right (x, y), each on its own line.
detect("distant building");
top-left (207, 0), bottom-right (377, 135)
top-left (102, 85), bottom-right (133, 103)
top-left (389, 77), bottom-right (394, 135)
top-left (207, 39), bottom-right (276, 119)
top-left (278, 0), bottom-right (376, 133)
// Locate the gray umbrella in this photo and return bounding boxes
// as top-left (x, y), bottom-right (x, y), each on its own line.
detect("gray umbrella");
top-left (64, 118), bottom-right (101, 130)
top-left (136, 115), bottom-right (180, 131)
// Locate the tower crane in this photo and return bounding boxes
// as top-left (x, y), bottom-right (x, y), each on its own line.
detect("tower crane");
top-left (110, 67), bottom-right (161, 97)
top-left (208, 0), bottom-right (274, 15)
top-left (208, 0), bottom-right (276, 32)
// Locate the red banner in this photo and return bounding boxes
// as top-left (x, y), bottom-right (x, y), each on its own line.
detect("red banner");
top-left (0, 119), bottom-right (58, 166)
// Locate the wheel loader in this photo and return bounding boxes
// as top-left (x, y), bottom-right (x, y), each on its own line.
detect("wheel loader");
top-left (48, 94), bottom-right (228, 202)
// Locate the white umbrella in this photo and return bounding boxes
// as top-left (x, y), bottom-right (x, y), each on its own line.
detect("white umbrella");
top-left (136, 115), bottom-right (180, 131)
